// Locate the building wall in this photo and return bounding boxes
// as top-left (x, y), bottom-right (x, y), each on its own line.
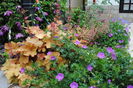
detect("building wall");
top-left (86, 5), bottom-right (133, 22)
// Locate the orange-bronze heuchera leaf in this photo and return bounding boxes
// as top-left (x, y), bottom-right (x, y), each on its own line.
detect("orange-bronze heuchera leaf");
top-left (17, 42), bottom-right (37, 57)
top-left (26, 37), bottom-right (43, 47)
top-left (19, 55), bottom-right (29, 64)
top-left (38, 44), bottom-right (46, 52)
top-left (37, 53), bottom-right (46, 60)
top-left (1, 60), bottom-right (22, 82)
top-left (4, 42), bottom-right (19, 55)
top-left (26, 26), bottom-right (45, 39)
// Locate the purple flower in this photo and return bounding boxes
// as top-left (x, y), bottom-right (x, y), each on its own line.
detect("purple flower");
top-left (108, 79), bottom-right (112, 84)
top-left (4, 10), bottom-right (13, 16)
top-left (108, 33), bottom-right (113, 37)
top-left (115, 45), bottom-right (122, 48)
top-left (54, 36), bottom-right (59, 38)
top-left (127, 85), bottom-right (133, 88)
top-left (16, 5), bottom-right (22, 11)
top-left (118, 29), bottom-right (121, 32)
top-left (20, 68), bottom-right (25, 73)
top-left (55, 73), bottom-right (64, 81)
top-left (124, 33), bottom-right (128, 36)
top-left (106, 47), bottom-right (114, 53)
top-left (15, 33), bottom-right (24, 39)
top-left (35, 17), bottom-right (43, 22)
top-left (50, 56), bottom-right (56, 60)
top-left (87, 65), bottom-right (93, 71)
top-left (97, 52), bottom-right (106, 59)
top-left (111, 18), bottom-right (116, 22)
top-left (63, 27), bottom-right (68, 30)
top-left (111, 53), bottom-right (117, 60)
top-left (118, 40), bottom-right (124, 43)
top-left (74, 40), bottom-right (80, 45)
top-left (82, 45), bottom-right (88, 49)
top-left (35, 7), bottom-right (40, 11)
top-left (47, 51), bottom-right (52, 55)
top-left (70, 82), bottom-right (78, 88)
top-left (74, 34), bottom-right (79, 37)
top-left (0, 31), bottom-right (3, 36)
top-left (89, 86), bottom-right (97, 88)
top-left (16, 22), bottom-right (22, 30)
top-left (125, 27), bottom-right (129, 33)
top-left (0, 25), bottom-right (9, 32)
top-left (43, 12), bottom-right (48, 16)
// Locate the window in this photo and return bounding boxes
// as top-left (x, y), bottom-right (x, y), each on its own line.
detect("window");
top-left (119, 0), bottom-right (133, 13)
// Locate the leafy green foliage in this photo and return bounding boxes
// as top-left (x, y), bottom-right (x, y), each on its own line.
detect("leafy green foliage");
top-left (96, 21), bottom-right (129, 47)
top-left (23, 37), bottom-right (133, 88)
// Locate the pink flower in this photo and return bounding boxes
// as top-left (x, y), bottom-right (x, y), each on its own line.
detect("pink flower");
top-left (74, 34), bottom-right (79, 37)
top-left (127, 85), bottom-right (133, 88)
top-left (108, 79), bottom-right (112, 84)
top-left (74, 40), bottom-right (80, 45)
top-left (111, 53), bottom-right (117, 60)
top-left (15, 33), bottom-right (24, 39)
top-left (55, 73), bottom-right (64, 81)
top-left (106, 47), bottom-right (114, 53)
top-left (43, 12), bottom-right (48, 16)
top-left (35, 17), bottom-right (43, 22)
top-left (4, 10), bottom-right (13, 16)
top-left (82, 45), bottom-right (88, 49)
top-left (97, 52), bottom-right (106, 59)
top-left (50, 56), bottom-right (56, 60)
top-left (47, 51), bottom-right (52, 55)
top-left (87, 65), bottom-right (93, 71)
top-left (108, 33), bottom-right (113, 37)
top-left (70, 82), bottom-right (78, 88)
top-left (20, 68), bottom-right (25, 73)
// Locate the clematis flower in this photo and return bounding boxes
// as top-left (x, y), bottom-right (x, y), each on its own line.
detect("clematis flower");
top-left (97, 52), bottom-right (106, 59)
top-left (50, 56), bottom-right (56, 60)
top-left (0, 25), bottom-right (9, 33)
top-left (16, 22), bottom-right (22, 30)
top-left (15, 33), bottom-right (24, 39)
top-left (55, 73), bottom-right (64, 81)
top-left (127, 85), bottom-right (133, 88)
top-left (4, 10), bottom-right (13, 16)
top-left (0, 31), bottom-right (3, 36)
top-left (108, 33), bottom-right (113, 37)
top-left (35, 17), bottom-right (43, 22)
top-left (70, 82), bottom-right (78, 88)
top-left (106, 47), bottom-right (114, 53)
top-left (20, 68), bottom-right (25, 73)
top-left (87, 65), bottom-right (93, 71)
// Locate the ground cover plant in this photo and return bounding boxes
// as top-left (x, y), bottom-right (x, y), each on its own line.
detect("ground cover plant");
top-left (1, 0), bottom-right (133, 88)
top-left (1, 20), bottom-right (133, 88)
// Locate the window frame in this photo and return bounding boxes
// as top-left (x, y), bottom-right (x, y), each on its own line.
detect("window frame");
top-left (119, 0), bottom-right (133, 13)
